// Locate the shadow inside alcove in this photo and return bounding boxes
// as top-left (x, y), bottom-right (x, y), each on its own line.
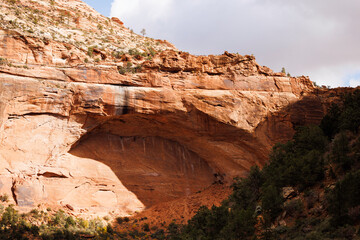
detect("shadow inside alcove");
top-left (69, 133), bottom-right (216, 207)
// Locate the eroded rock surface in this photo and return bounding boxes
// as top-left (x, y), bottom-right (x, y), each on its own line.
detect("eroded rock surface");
top-left (0, 0), bottom-right (327, 218)
top-left (0, 49), bottom-right (324, 216)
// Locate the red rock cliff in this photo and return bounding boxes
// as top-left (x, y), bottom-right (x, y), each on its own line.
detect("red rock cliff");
top-left (0, 0), bottom-right (325, 218)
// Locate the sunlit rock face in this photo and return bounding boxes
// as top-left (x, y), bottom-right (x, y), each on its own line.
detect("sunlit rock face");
top-left (0, 50), bottom-right (324, 216)
top-left (0, 0), bottom-right (325, 218)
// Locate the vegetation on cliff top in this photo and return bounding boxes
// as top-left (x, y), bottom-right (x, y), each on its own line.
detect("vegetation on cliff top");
top-left (0, 0), bottom-right (172, 65)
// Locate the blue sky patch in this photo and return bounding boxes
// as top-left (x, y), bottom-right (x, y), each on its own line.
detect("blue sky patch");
top-left (344, 71), bottom-right (360, 87)
top-left (83, 0), bottom-right (112, 17)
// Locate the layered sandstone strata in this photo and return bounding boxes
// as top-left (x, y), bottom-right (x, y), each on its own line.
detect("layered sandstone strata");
top-left (0, 48), bottom-right (324, 218)
top-left (0, 0), bottom-right (325, 218)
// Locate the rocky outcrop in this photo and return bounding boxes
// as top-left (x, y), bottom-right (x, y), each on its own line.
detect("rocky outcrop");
top-left (0, 0), bottom-right (175, 67)
top-left (111, 17), bottom-right (124, 27)
top-left (0, 47), bottom-right (324, 217)
top-left (0, 0), bottom-right (326, 219)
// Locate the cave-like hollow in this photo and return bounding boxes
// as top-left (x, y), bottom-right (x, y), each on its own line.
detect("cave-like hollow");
top-left (70, 133), bottom-right (215, 207)
top-left (69, 108), bottom-right (272, 207)
top-left (69, 112), bottom-right (266, 207)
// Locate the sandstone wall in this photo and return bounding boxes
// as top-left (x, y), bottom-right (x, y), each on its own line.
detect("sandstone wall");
top-left (0, 29), bottom-right (325, 218)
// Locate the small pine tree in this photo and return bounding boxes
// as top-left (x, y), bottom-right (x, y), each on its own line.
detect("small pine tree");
top-left (140, 28), bottom-right (146, 37)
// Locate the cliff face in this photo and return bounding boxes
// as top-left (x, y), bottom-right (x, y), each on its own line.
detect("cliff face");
top-left (0, 0), bottom-right (325, 218)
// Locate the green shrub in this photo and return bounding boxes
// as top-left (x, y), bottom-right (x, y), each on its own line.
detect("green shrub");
top-left (330, 131), bottom-right (353, 170)
top-left (65, 216), bottom-right (76, 228)
top-left (142, 223), bottom-right (150, 232)
top-left (128, 229), bottom-right (146, 238)
top-left (0, 194), bottom-right (9, 202)
top-left (115, 217), bottom-right (124, 225)
top-left (339, 91), bottom-right (360, 133)
top-left (112, 51), bottom-right (125, 59)
top-left (128, 48), bottom-right (140, 56)
top-left (327, 169), bottom-right (360, 226)
top-left (117, 62), bottom-right (142, 74)
top-left (0, 57), bottom-right (8, 65)
top-left (6, 0), bottom-right (18, 4)
top-left (106, 223), bottom-right (114, 234)
top-left (261, 184), bottom-right (283, 220)
top-left (263, 125), bottom-right (326, 190)
top-left (304, 190), bottom-right (318, 209)
top-left (151, 229), bottom-right (165, 239)
top-left (229, 166), bottom-right (264, 210)
top-left (333, 225), bottom-right (357, 239)
top-left (284, 199), bottom-right (304, 217)
top-left (321, 90), bottom-right (360, 138)
top-left (320, 104), bottom-right (341, 139)
top-left (1, 205), bottom-right (19, 227)
top-left (128, 48), bottom-right (146, 59)
top-left (30, 209), bottom-right (39, 215)
top-left (87, 46), bottom-right (96, 57)
top-left (51, 210), bottom-right (66, 226)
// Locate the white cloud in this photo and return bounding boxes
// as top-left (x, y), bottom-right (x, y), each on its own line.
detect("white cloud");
top-left (110, 0), bottom-right (360, 87)
top-left (111, 0), bottom-right (173, 23)
top-left (110, 0), bottom-right (139, 19)
top-left (349, 79), bottom-right (360, 88)
top-left (309, 65), bottom-right (359, 88)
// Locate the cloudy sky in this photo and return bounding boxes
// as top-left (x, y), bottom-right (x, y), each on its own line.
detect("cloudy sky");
top-left (84, 0), bottom-right (360, 88)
